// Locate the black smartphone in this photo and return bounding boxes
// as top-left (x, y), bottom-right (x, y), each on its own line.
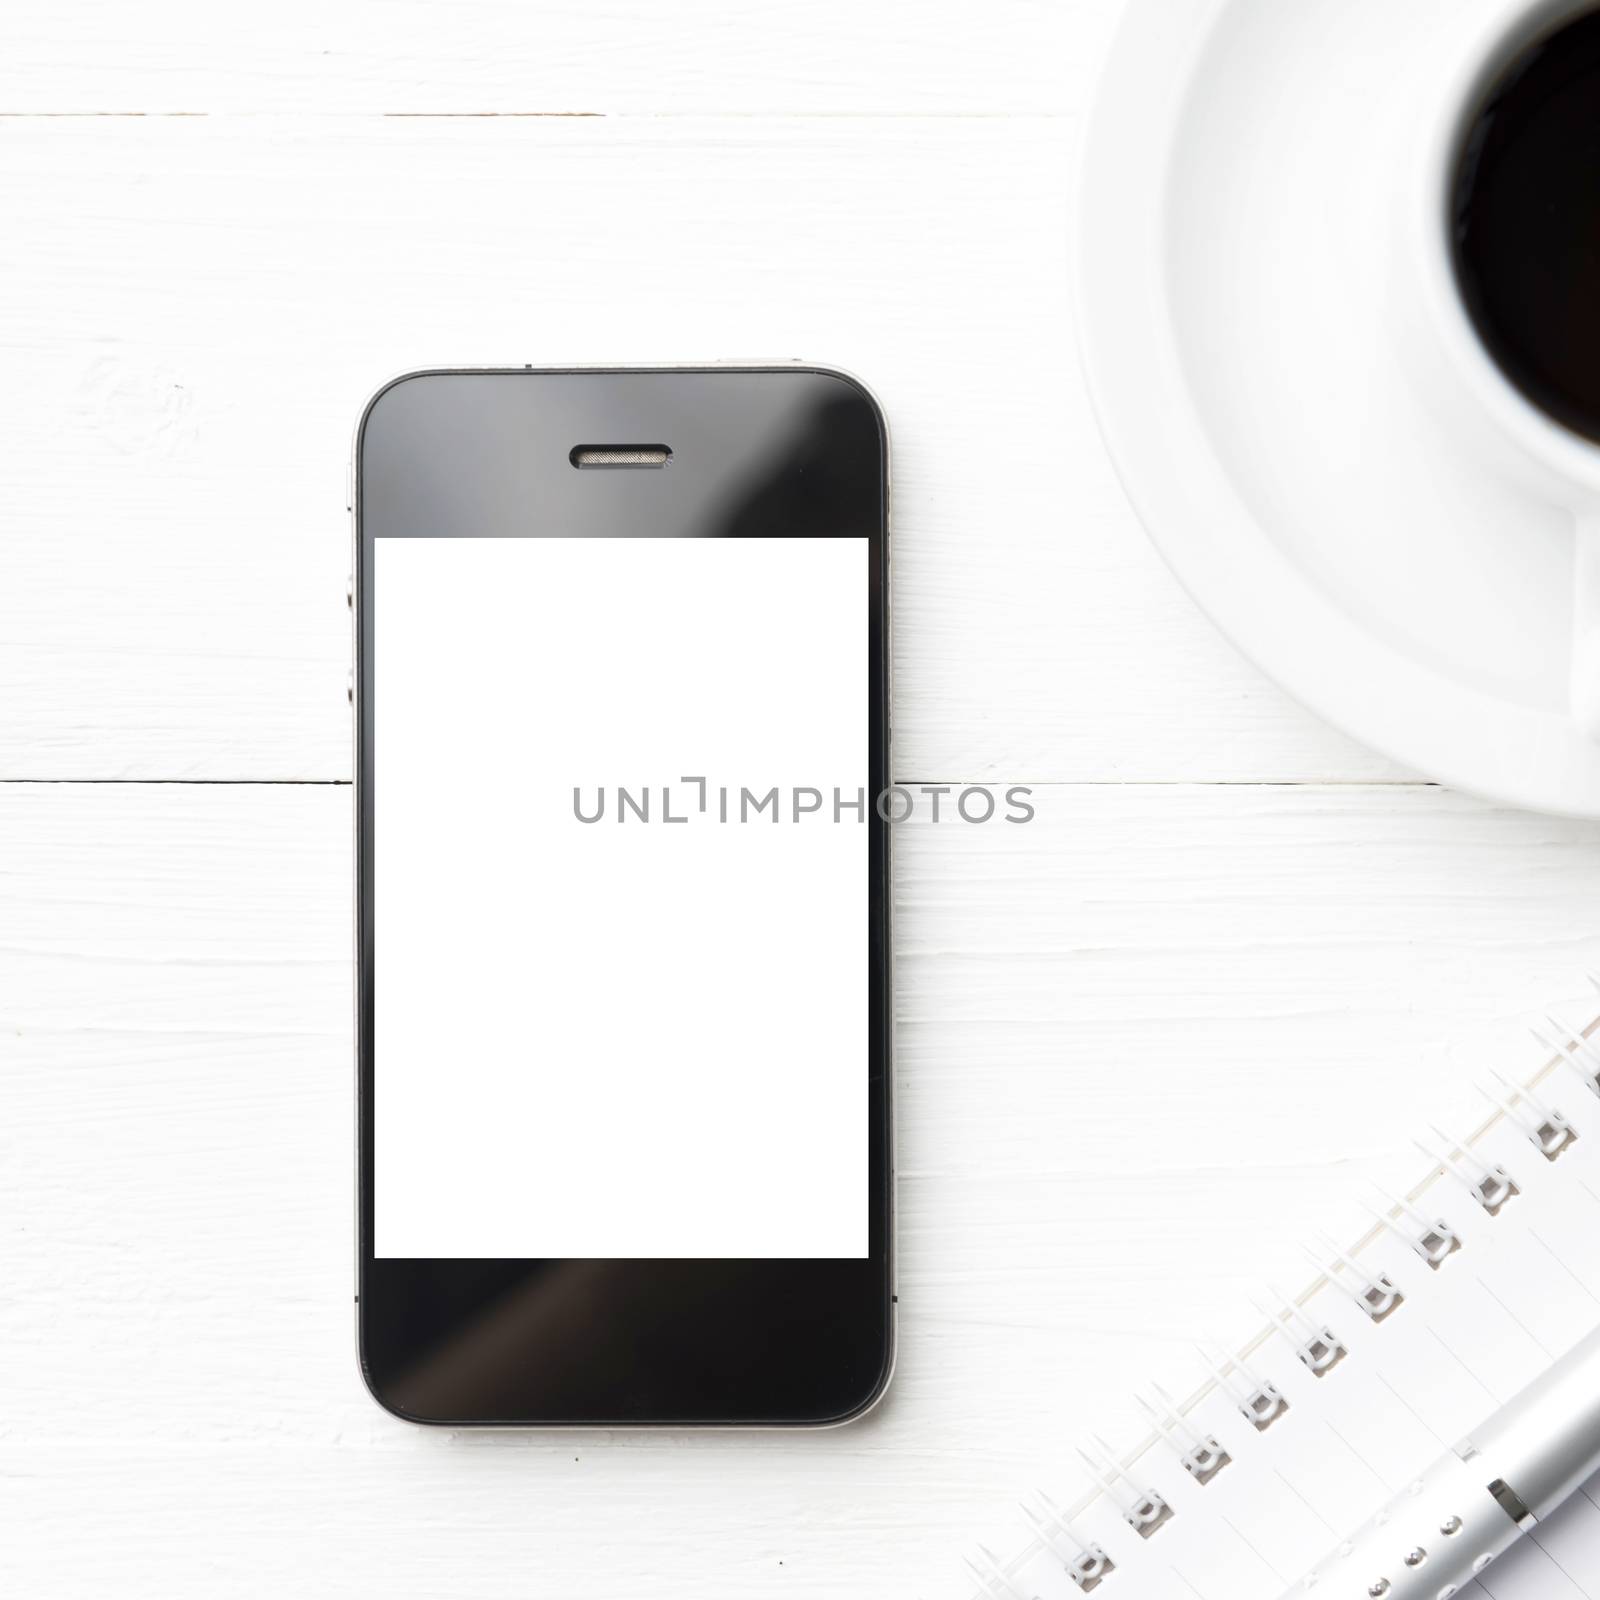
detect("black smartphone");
top-left (353, 366), bottom-right (893, 1426)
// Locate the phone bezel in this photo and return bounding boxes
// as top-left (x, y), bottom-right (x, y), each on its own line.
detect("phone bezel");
top-left (353, 366), bottom-right (893, 1427)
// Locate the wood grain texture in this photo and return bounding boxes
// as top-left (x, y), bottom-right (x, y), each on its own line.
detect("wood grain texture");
top-left (0, 112), bottom-right (1404, 783)
top-left (1, 0), bottom-right (1107, 116)
top-left (5, 783), bottom-right (1598, 1598)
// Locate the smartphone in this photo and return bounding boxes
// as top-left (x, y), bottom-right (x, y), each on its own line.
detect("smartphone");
top-left (353, 366), bottom-right (892, 1426)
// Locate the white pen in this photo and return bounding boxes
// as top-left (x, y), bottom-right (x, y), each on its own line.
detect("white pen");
top-left (1282, 1323), bottom-right (1600, 1599)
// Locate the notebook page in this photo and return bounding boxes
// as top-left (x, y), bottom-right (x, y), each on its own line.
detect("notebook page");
top-left (971, 1037), bottom-right (1600, 1600)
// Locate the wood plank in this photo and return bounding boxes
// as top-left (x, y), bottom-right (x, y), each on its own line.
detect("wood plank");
top-left (1, 0), bottom-right (1112, 116)
top-left (0, 115), bottom-right (1405, 783)
top-left (5, 780), bottom-right (1593, 1596)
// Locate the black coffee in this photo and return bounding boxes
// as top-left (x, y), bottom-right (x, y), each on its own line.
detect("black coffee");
top-left (1452, 7), bottom-right (1600, 442)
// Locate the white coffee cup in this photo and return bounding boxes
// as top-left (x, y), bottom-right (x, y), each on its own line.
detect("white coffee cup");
top-left (1405, 0), bottom-right (1600, 739)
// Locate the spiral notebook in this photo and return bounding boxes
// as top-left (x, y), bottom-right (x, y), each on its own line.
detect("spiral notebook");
top-left (963, 1000), bottom-right (1600, 1600)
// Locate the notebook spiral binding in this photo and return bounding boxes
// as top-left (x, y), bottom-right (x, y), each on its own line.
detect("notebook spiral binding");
top-left (964, 985), bottom-right (1600, 1600)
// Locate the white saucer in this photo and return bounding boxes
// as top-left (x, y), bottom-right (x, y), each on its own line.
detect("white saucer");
top-left (1077, 0), bottom-right (1600, 817)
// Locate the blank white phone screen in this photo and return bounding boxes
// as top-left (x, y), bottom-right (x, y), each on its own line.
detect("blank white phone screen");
top-left (375, 537), bottom-right (868, 1260)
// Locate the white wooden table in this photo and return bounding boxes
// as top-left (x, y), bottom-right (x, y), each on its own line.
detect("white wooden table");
top-left (6, 4), bottom-right (1600, 1595)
